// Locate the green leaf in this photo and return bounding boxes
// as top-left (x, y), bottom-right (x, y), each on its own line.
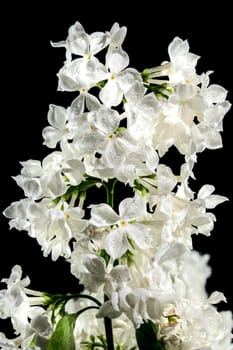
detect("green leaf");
top-left (135, 320), bottom-right (166, 350)
top-left (98, 249), bottom-right (111, 266)
top-left (96, 80), bottom-right (107, 88)
top-left (47, 314), bottom-right (77, 350)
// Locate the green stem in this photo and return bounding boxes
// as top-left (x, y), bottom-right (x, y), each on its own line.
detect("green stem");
top-left (104, 178), bottom-right (117, 208)
top-left (44, 292), bottom-right (102, 307)
top-left (102, 178), bottom-right (117, 350)
top-left (104, 316), bottom-right (115, 350)
top-left (104, 293), bottom-right (115, 350)
top-left (88, 178), bottom-right (116, 348)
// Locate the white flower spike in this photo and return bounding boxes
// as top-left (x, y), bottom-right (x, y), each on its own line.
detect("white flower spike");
top-left (1, 20), bottom-right (232, 350)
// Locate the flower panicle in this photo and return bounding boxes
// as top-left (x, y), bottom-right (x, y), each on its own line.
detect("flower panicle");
top-left (0, 19), bottom-right (232, 350)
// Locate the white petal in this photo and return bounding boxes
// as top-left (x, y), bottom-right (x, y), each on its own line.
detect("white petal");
top-left (105, 229), bottom-right (128, 260)
top-left (84, 255), bottom-right (106, 280)
top-left (47, 105), bottom-right (67, 129)
top-left (125, 81), bottom-right (145, 103)
top-left (91, 107), bottom-right (120, 134)
top-left (77, 132), bottom-right (105, 153)
top-left (110, 265), bottom-right (131, 285)
top-left (176, 83), bottom-right (197, 100)
top-left (85, 92), bottom-right (101, 111)
top-left (204, 130), bottom-right (222, 149)
top-left (118, 197), bottom-right (140, 220)
top-left (192, 213), bottom-right (215, 235)
top-left (42, 152), bottom-right (63, 169)
top-left (20, 160), bottom-right (43, 177)
top-left (159, 242), bottom-right (187, 265)
top-left (78, 58), bottom-right (107, 87)
top-left (168, 37), bottom-right (189, 61)
top-left (68, 30), bottom-right (89, 56)
top-left (89, 31), bottom-right (110, 55)
top-left (106, 47), bottom-right (129, 73)
top-left (31, 314), bottom-right (52, 337)
top-left (99, 79), bottom-right (123, 107)
top-left (206, 84), bottom-right (228, 104)
top-left (28, 201), bottom-right (46, 219)
top-left (110, 23), bottom-right (127, 47)
top-left (205, 195), bottom-right (228, 209)
top-left (57, 59), bottom-right (82, 91)
top-left (198, 184), bottom-right (228, 208)
top-left (3, 199), bottom-right (29, 220)
top-left (2, 264), bottom-right (22, 285)
top-left (157, 165), bottom-right (177, 195)
top-left (58, 71), bottom-right (80, 91)
top-left (3, 202), bottom-right (18, 219)
top-left (41, 171), bottom-right (66, 198)
top-left (42, 126), bottom-right (64, 148)
top-left (90, 204), bottom-right (119, 227)
top-left (117, 68), bottom-right (142, 93)
top-left (127, 224), bottom-right (152, 249)
top-left (103, 140), bottom-right (125, 168)
top-left (96, 300), bottom-right (121, 319)
top-left (65, 209), bottom-right (88, 234)
top-left (145, 146), bottom-right (159, 171)
top-left (138, 93), bottom-right (159, 115)
top-left (208, 291), bottom-right (227, 304)
top-left (71, 94), bottom-right (85, 116)
top-left (198, 184), bottom-right (215, 199)
top-left (21, 178), bottom-right (42, 200)
top-left (62, 159), bottom-right (85, 185)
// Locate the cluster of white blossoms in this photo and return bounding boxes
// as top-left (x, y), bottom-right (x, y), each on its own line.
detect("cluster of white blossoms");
top-left (0, 21), bottom-right (232, 350)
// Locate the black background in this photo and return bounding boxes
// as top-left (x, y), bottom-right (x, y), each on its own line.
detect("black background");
top-left (0, 1), bottom-right (232, 335)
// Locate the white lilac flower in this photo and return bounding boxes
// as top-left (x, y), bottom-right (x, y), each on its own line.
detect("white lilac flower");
top-left (151, 69), bottom-right (230, 158)
top-left (3, 198), bottom-right (31, 232)
top-left (57, 57), bottom-right (107, 92)
top-left (14, 155), bottom-right (66, 199)
top-left (197, 184), bottom-right (228, 209)
top-left (69, 89), bottom-right (101, 117)
top-left (14, 152), bottom-right (85, 200)
top-left (150, 84), bottom-right (200, 156)
top-left (42, 104), bottom-right (73, 149)
top-left (197, 73), bottom-right (231, 151)
top-left (4, 198), bottom-right (88, 261)
top-left (90, 196), bottom-right (151, 260)
top-left (70, 234), bottom-right (102, 290)
top-left (0, 266), bottom-right (50, 347)
top-left (54, 21), bottom-right (110, 92)
top-left (108, 22), bottom-right (127, 50)
top-left (157, 296), bottom-right (232, 350)
top-left (99, 47), bottom-right (142, 107)
top-left (147, 182), bottom-right (228, 248)
top-left (105, 243), bottom-right (187, 326)
top-left (167, 36), bottom-right (200, 85)
top-left (177, 250), bottom-right (212, 301)
top-left (97, 284), bottom-right (177, 329)
top-left (27, 201), bottom-right (88, 260)
top-left (66, 21), bottom-right (110, 57)
top-left (140, 164), bottom-right (178, 196)
top-left (125, 81), bottom-right (160, 148)
top-left (77, 254), bottom-right (132, 304)
top-left (0, 266), bottom-right (31, 337)
top-left (156, 83), bottom-right (207, 154)
top-left (70, 106), bottom-right (121, 156)
top-left (148, 242), bottom-right (188, 292)
top-left (92, 128), bottom-right (159, 185)
top-left (95, 242), bottom-right (185, 326)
